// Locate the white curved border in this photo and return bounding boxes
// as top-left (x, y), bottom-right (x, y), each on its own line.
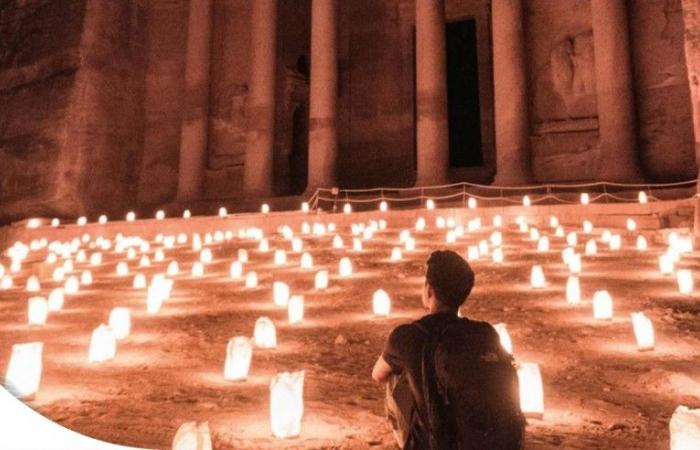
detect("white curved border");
top-left (0, 386), bottom-right (148, 450)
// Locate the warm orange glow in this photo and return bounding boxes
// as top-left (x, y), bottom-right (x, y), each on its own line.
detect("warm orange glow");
top-left (4, 342), bottom-right (43, 399)
top-left (566, 276), bottom-right (581, 305)
top-left (677, 270), bottom-right (693, 295)
top-left (530, 265), bottom-right (546, 289)
top-left (493, 323), bottom-right (513, 354)
top-left (109, 307), bottom-right (131, 340)
top-left (245, 272), bottom-right (259, 289)
top-left (630, 312), bottom-right (654, 351)
top-left (593, 290), bottom-right (613, 320)
top-left (288, 296), bottom-right (304, 324)
top-left (315, 270), bottom-right (329, 290)
top-left (517, 362), bottom-right (544, 418)
top-left (28, 297), bottom-right (48, 326)
top-left (270, 371), bottom-right (305, 439)
top-left (273, 281), bottom-right (290, 307)
top-left (88, 324), bottom-right (117, 363)
top-left (224, 337), bottom-right (253, 381)
top-left (372, 289), bottom-right (391, 316)
top-left (254, 317), bottom-right (277, 349)
top-left (339, 257), bottom-right (353, 277)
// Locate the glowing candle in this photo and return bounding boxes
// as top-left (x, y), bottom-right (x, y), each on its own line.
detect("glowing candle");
top-left (372, 289), bottom-right (391, 316)
top-left (224, 337), bottom-right (253, 381)
top-left (601, 230), bottom-right (612, 243)
top-left (127, 248), bottom-right (137, 260)
top-left (519, 222), bottom-right (529, 233)
top-left (517, 362), bottom-right (544, 418)
top-left (288, 295), bottom-right (304, 324)
top-left (274, 250), bottom-right (287, 266)
top-left (627, 218), bottom-right (637, 232)
top-left (467, 197), bottom-right (477, 209)
top-left (580, 193), bottom-right (590, 205)
top-left (593, 290), bottom-right (613, 320)
top-left (155, 210), bottom-right (165, 220)
top-left (585, 239), bottom-right (597, 256)
top-left (4, 342), bottom-right (43, 399)
top-left (218, 207), bottom-right (227, 217)
top-left (537, 236), bottom-right (550, 252)
top-left (555, 226), bottom-right (564, 238)
top-left (493, 323), bottom-right (513, 354)
top-left (261, 203), bottom-right (270, 214)
top-left (254, 317), bottom-right (277, 349)
top-left (300, 252), bottom-right (313, 269)
top-left (80, 270), bottom-right (92, 285)
top-left (139, 255), bottom-right (151, 268)
top-left (64, 276), bottom-right (79, 295)
top-left (230, 261), bottom-right (243, 279)
top-left (116, 261), bottom-right (129, 276)
top-left (568, 254), bottom-right (582, 274)
top-left (445, 231), bottom-right (457, 245)
top-left (529, 228), bottom-right (540, 241)
top-left (583, 220), bottom-right (593, 234)
top-left (200, 248), bottom-right (213, 264)
top-left (237, 249), bottom-right (249, 263)
top-left (77, 216), bottom-right (87, 226)
top-left (315, 270), bottom-right (329, 290)
top-left (478, 240), bottom-right (489, 256)
top-left (47, 288), bottom-right (64, 312)
top-left (493, 215), bottom-right (502, 228)
top-left (630, 312), bottom-right (654, 351)
top-left (109, 307), bottom-right (131, 340)
top-left (562, 247), bottom-right (575, 265)
top-left (192, 262), bottom-right (204, 277)
top-left (390, 247), bottom-right (403, 262)
top-left (405, 237), bottom-right (416, 251)
top-left (26, 276), bottom-right (40, 293)
top-left (566, 232), bottom-right (577, 247)
top-left (466, 246), bottom-right (480, 261)
top-left (273, 282), bottom-right (290, 307)
top-left (530, 265), bottom-right (546, 289)
top-left (379, 200), bottom-right (388, 212)
top-left (51, 218), bottom-right (60, 227)
top-left (636, 235), bottom-right (648, 251)
top-left (638, 191), bottom-right (648, 204)
top-left (88, 324), bottom-right (116, 363)
top-left (245, 271), bottom-right (258, 289)
top-left (659, 254), bottom-right (675, 275)
top-left (426, 199), bottom-right (435, 210)
top-left (301, 202), bottom-right (309, 213)
top-left (146, 285), bottom-right (164, 314)
top-left (677, 269), bottom-right (693, 295)
top-left (1, 275), bottom-right (13, 290)
top-left (339, 257), bottom-right (353, 277)
top-left (415, 217), bottom-right (426, 231)
top-left (259, 239), bottom-right (270, 252)
top-left (51, 267), bottom-right (65, 283)
top-left (172, 422), bottom-right (211, 450)
top-left (166, 261), bottom-right (179, 277)
top-left (270, 371), bottom-right (305, 439)
top-left (609, 235), bottom-right (621, 251)
top-left (154, 249), bottom-right (165, 262)
top-left (670, 405), bottom-right (700, 450)
top-left (492, 248), bottom-right (504, 264)
top-left (566, 276), bottom-right (581, 305)
top-left (291, 238), bottom-right (303, 253)
top-left (522, 195), bottom-right (531, 207)
top-left (28, 297), bottom-right (48, 326)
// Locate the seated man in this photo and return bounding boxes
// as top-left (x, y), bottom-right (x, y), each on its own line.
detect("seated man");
top-left (372, 250), bottom-right (524, 449)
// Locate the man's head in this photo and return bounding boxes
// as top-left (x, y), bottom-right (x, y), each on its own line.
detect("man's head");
top-left (422, 250), bottom-right (475, 312)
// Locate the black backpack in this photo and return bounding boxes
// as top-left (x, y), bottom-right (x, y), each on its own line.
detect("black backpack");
top-left (415, 318), bottom-right (525, 450)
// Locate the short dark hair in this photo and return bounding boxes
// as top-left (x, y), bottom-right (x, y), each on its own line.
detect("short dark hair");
top-left (426, 250), bottom-right (475, 310)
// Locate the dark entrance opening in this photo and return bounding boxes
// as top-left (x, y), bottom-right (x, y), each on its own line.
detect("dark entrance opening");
top-left (446, 19), bottom-right (483, 168)
top-left (289, 105), bottom-right (308, 194)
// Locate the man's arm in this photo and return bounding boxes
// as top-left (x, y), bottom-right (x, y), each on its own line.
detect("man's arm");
top-left (372, 354), bottom-right (393, 383)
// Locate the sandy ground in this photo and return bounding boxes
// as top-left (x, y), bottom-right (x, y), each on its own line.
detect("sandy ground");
top-left (1, 217), bottom-right (699, 449)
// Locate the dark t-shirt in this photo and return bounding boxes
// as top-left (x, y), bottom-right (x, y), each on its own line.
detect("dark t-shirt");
top-left (382, 312), bottom-right (464, 447)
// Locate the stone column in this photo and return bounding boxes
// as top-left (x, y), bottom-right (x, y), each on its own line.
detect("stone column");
top-left (591, 0), bottom-right (641, 181)
top-left (244, 0), bottom-right (277, 196)
top-left (492, 0), bottom-right (532, 185)
top-left (681, 0), bottom-right (700, 239)
top-left (415, 0), bottom-right (449, 186)
top-left (176, 0), bottom-right (213, 201)
top-left (307, 0), bottom-right (338, 191)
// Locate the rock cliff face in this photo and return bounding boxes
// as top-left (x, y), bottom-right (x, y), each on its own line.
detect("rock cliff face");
top-left (0, 0), bottom-right (697, 223)
top-left (0, 0), bottom-right (147, 223)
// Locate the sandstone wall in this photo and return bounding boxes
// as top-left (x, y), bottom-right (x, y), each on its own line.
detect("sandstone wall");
top-left (0, 0), bottom-right (147, 223)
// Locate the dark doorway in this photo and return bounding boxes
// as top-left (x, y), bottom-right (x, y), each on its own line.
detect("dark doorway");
top-left (289, 105), bottom-right (308, 194)
top-left (446, 19), bottom-right (483, 167)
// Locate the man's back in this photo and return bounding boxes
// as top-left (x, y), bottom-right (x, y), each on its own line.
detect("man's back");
top-left (382, 312), bottom-right (524, 449)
